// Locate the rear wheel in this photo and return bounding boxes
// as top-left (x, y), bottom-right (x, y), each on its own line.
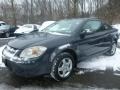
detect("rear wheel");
top-left (50, 52), bottom-right (75, 81)
top-left (105, 42), bottom-right (117, 56)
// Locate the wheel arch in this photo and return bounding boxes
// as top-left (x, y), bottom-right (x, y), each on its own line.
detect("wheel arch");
top-left (112, 37), bottom-right (118, 44)
top-left (61, 49), bottom-right (78, 66)
top-left (50, 45), bottom-right (78, 67)
top-left (112, 33), bottom-right (119, 44)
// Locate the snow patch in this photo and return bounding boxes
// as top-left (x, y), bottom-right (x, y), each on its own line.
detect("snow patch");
top-left (112, 24), bottom-right (120, 31)
top-left (118, 39), bottom-right (120, 43)
top-left (0, 46), bottom-right (5, 67)
top-left (77, 48), bottom-right (120, 73)
top-left (0, 83), bottom-right (16, 90)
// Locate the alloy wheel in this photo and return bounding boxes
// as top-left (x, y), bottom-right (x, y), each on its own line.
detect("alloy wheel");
top-left (58, 58), bottom-right (73, 78)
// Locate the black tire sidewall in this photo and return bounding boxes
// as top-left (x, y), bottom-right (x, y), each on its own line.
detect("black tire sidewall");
top-left (106, 42), bottom-right (116, 56)
top-left (51, 52), bottom-right (75, 81)
top-left (111, 42), bottom-right (117, 55)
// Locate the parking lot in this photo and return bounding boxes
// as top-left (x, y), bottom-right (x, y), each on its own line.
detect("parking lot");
top-left (0, 0), bottom-right (120, 89)
top-left (0, 38), bottom-right (120, 90)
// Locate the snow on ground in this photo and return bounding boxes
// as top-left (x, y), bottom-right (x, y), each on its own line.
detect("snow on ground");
top-left (112, 24), bottom-right (120, 41)
top-left (118, 39), bottom-right (120, 43)
top-left (78, 48), bottom-right (120, 73)
top-left (0, 46), bottom-right (5, 67)
top-left (112, 24), bottom-right (120, 30)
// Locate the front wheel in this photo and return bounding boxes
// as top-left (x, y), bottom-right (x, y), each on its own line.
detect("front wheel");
top-left (105, 42), bottom-right (117, 56)
top-left (50, 52), bottom-right (75, 81)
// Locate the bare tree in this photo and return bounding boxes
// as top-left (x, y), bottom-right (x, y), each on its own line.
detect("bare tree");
top-left (8, 0), bottom-right (17, 25)
top-left (0, 0), bottom-right (120, 25)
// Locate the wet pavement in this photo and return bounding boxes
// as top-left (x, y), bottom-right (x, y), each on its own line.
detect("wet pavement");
top-left (0, 37), bottom-right (120, 90)
top-left (0, 67), bottom-right (120, 90)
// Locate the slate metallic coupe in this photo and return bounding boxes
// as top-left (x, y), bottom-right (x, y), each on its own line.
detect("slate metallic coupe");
top-left (2, 18), bottom-right (119, 81)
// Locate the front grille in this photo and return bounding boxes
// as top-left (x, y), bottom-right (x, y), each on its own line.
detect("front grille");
top-left (5, 45), bottom-right (18, 54)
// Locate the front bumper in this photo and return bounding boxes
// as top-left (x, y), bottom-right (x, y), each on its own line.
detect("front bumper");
top-left (2, 52), bottom-right (52, 77)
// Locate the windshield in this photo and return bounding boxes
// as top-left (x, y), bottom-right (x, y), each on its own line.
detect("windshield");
top-left (40, 21), bottom-right (55, 30)
top-left (42, 19), bottom-right (82, 35)
top-left (0, 23), bottom-right (6, 25)
top-left (0, 25), bottom-right (10, 30)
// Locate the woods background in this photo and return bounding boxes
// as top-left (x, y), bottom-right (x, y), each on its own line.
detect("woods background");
top-left (0, 0), bottom-right (120, 25)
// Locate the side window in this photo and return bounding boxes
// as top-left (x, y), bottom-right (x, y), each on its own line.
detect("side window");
top-left (1, 23), bottom-right (6, 25)
top-left (102, 23), bottom-right (112, 31)
top-left (83, 20), bottom-right (101, 33)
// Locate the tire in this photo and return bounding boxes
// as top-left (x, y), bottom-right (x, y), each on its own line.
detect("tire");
top-left (5, 32), bottom-right (10, 38)
top-left (105, 42), bottom-right (117, 56)
top-left (50, 52), bottom-right (75, 81)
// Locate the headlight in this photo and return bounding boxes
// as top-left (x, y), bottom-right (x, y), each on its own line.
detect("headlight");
top-left (20, 46), bottom-right (47, 60)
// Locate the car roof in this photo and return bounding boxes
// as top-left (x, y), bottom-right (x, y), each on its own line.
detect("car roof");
top-left (42, 21), bottom-right (55, 23)
top-left (23, 24), bottom-right (40, 26)
top-left (61, 18), bottom-right (100, 22)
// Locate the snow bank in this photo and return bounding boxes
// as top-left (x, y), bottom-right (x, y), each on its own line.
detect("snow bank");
top-left (112, 24), bottom-right (120, 31)
top-left (0, 46), bottom-right (5, 67)
top-left (78, 49), bottom-right (120, 72)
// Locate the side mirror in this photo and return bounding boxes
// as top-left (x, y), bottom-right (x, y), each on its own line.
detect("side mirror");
top-left (81, 29), bottom-right (91, 34)
top-left (84, 29), bottom-right (91, 33)
top-left (80, 29), bottom-right (91, 39)
top-left (104, 25), bottom-right (109, 30)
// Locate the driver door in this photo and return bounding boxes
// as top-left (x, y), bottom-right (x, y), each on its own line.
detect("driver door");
top-left (78, 20), bottom-right (106, 59)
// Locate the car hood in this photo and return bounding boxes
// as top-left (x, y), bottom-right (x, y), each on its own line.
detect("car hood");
top-left (0, 28), bottom-right (8, 31)
top-left (8, 32), bottom-right (70, 49)
top-left (15, 28), bottom-right (33, 34)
